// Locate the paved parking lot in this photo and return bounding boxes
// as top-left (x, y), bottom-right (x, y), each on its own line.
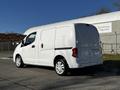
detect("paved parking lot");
top-left (0, 51), bottom-right (13, 59)
top-left (0, 52), bottom-right (120, 90)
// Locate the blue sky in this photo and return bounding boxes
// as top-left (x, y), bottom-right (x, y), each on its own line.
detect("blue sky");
top-left (0, 0), bottom-right (118, 33)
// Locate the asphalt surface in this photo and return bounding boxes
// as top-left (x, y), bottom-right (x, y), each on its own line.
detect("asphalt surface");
top-left (0, 54), bottom-right (120, 90)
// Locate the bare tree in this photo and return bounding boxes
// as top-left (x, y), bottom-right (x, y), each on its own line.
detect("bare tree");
top-left (113, 0), bottom-right (120, 10)
top-left (95, 7), bottom-right (111, 15)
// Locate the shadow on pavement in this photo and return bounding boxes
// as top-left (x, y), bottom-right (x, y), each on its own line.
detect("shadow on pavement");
top-left (41, 61), bottom-right (120, 90)
top-left (24, 65), bottom-right (54, 71)
top-left (69, 60), bottom-right (120, 77)
top-left (23, 60), bottom-right (120, 77)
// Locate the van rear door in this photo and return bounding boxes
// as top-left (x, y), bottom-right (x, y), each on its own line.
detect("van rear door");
top-left (75, 24), bottom-right (102, 65)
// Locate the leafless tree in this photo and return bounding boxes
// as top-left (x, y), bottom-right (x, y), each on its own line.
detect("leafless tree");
top-left (113, 0), bottom-right (120, 10)
top-left (95, 7), bottom-right (111, 15)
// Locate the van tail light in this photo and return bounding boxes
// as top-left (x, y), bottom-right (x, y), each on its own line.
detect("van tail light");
top-left (72, 48), bottom-right (78, 57)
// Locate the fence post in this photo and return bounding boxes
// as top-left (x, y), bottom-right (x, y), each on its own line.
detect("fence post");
top-left (101, 43), bottom-right (104, 54)
top-left (115, 32), bottom-right (117, 54)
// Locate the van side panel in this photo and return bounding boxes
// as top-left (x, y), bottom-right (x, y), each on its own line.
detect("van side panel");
top-left (37, 29), bottom-right (55, 66)
top-left (55, 26), bottom-right (75, 48)
top-left (55, 26), bottom-right (76, 68)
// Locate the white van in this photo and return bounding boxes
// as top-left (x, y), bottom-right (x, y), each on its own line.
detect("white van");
top-left (13, 23), bottom-right (102, 75)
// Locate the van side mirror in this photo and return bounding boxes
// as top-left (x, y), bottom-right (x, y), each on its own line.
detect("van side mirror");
top-left (16, 42), bottom-right (19, 45)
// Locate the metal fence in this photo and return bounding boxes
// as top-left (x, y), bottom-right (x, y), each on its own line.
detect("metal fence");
top-left (0, 41), bottom-right (16, 51)
top-left (0, 42), bottom-right (120, 55)
top-left (101, 43), bottom-right (120, 54)
top-left (100, 32), bottom-right (120, 54)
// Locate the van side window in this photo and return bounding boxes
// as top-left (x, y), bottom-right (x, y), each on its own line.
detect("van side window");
top-left (24, 32), bottom-right (36, 46)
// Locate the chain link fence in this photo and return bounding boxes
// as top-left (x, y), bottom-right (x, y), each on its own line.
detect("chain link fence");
top-left (0, 41), bottom-right (17, 51)
top-left (100, 32), bottom-right (120, 54)
top-left (0, 41), bottom-right (16, 58)
top-left (0, 36), bottom-right (120, 55)
top-left (101, 43), bottom-right (120, 54)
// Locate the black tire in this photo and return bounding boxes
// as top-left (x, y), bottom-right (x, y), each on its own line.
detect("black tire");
top-left (54, 59), bottom-right (69, 76)
top-left (15, 55), bottom-right (24, 68)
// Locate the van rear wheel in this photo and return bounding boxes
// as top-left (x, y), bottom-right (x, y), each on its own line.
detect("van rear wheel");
top-left (15, 55), bottom-right (24, 68)
top-left (55, 59), bottom-right (68, 76)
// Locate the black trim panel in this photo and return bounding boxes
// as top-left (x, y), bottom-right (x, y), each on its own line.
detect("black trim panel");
top-left (55, 47), bottom-right (72, 50)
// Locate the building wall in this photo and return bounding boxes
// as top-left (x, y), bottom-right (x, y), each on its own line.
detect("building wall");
top-left (99, 20), bottom-right (120, 54)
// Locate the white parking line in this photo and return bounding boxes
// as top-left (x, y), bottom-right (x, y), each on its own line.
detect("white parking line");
top-left (0, 57), bottom-right (13, 60)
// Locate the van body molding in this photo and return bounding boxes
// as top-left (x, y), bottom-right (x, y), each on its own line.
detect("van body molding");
top-left (54, 47), bottom-right (72, 50)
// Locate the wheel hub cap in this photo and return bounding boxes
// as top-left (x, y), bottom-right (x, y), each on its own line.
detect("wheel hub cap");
top-left (56, 61), bottom-right (65, 74)
top-left (16, 58), bottom-right (21, 66)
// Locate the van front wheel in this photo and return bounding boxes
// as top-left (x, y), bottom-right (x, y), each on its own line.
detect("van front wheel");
top-left (55, 59), bottom-right (68, 76)
top-left (15, 55), bottom-right (24, 68)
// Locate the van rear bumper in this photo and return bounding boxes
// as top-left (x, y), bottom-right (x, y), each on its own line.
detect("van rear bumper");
top-left (69, 60), bottom-right (103, 69)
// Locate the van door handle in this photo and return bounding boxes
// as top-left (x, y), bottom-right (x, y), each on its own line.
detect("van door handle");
top-left (41, 43), bottom-right (43, 48)
top-left (32, 45), bottom-right (35, 48)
